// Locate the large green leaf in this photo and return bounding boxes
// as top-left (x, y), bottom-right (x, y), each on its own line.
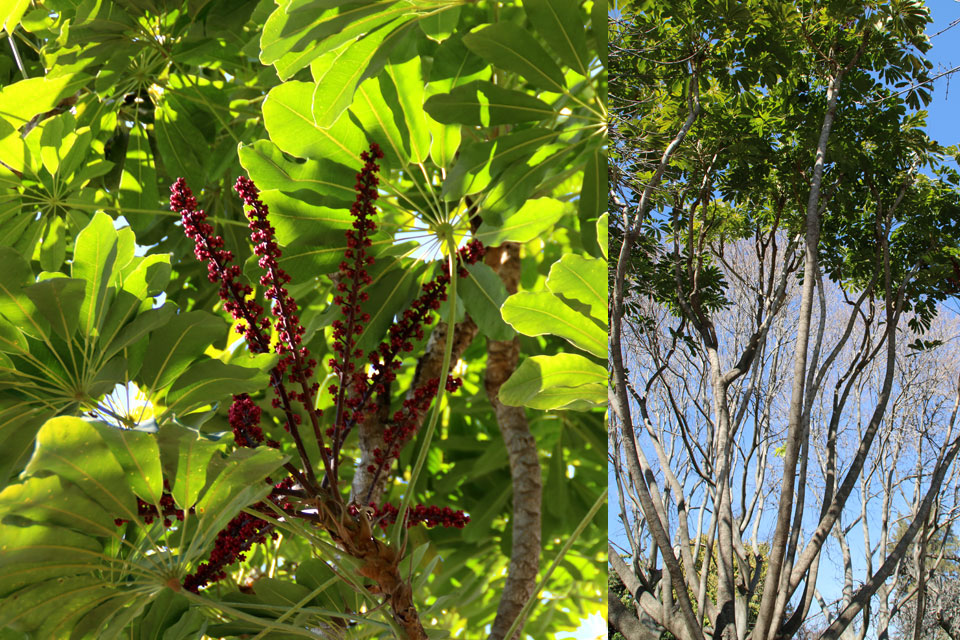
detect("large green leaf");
top-left (522, 0), bottom-right (590, 76)
top-left (263, 81), bottom-right (367, 167)
top-left (545, 254), bottom-right (606, 321)
top-left (501, 291), bottom-right (606, 358)
top-left (474, 197), bottom-right (567, 245)
top-left (260, 0), bottom-right (412, 80)
top-left (462, 22), bottom-right (566, 92)
top-left (138, 311), bottom-right (228, 395)
top-left (423, 81), bottom-right (556, 126)
top-left (23, 277), bottom-right (86, 342)
top-left (309, 18), bottom-right (411, 128)
top-left (498, 353), bottom-right (606, 410)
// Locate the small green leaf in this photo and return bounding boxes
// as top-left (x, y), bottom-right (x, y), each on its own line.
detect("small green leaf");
top-left (72, 211), bottom-right (118, 339)
top-left (418, 5), bottom-right (460, 41)
top-left (501, 291), bottom-right (605, 358)
top-left (459, 263), bottom-right (514, 341)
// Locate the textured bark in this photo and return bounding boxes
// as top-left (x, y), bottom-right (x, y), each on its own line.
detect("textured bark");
top-left (609, 589), bottom-right (660, 640)
top-left (485, 243), bottom-right (543, 640)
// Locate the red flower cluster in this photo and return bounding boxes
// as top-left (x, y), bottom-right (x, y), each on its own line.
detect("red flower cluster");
top-left (328, 144), bottom-right (384, 448)
top-left (368, 375), bottom-right (462, 475)
top-left (183, 511), bottom-right (272, 593)
top-left (171, 178), bottom-right (271, 354)
top-left (235, 177), bottom-right (319, 408)
top-left (350, 502), bottom-right (469, 530)
top-left (183, 476), bottom-right (296, 593)
top-left (229, 393), bottom-right (264, 448)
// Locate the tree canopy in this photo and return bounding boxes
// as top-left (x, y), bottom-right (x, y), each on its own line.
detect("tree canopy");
top-left (0, 1), bottom-right (607, 638)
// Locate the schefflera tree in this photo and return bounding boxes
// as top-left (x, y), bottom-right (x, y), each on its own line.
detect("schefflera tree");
top-left (0, 0), bottom-right (606, 639)
top-left (610, 1), bottom-right (960, 640)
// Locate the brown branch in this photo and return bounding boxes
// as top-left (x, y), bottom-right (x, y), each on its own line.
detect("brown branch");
top-left (485, 243), bottom-right (543, 640)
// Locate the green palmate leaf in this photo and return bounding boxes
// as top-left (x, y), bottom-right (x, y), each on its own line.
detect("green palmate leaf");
top-left (459, 262), bottom-right (514, 341)
top-left (425, 85), bottom-right (461, 169)
top-left (192, 447), bottom-right (288, 545)
top-left (263, 81), bottom-right (367, 167)
top-left (257, 188), bottom-right (353, 245)
top-left (96, 425), bottom-right (164, 506)
top-left (0, 246), bottom-right (41, 338)
top-left (442, 128), bottom-right (558, 199)
top-left (39, 214), bottom-right (67, 272)
top-left (383, 56), bottom-right (431, 164)
top-left (350, 73), bottom-right (410, 168)
top-left (597, 212), bottom-right (608, 260)
top-left (0, 576), bottom-right (116, 637)
top-left (24, 417), bottom-right (138, 517)
top-left (590, 0), bottom-right (607, 66)
top-left (578, 149), bottom-right (605, 256)
top-left (0, 474), bottom-right (116, 538)
top-left (238, 140), bottom-right (357, 200)
top-left (0, 74), bottom-right (87, 128)
top-left (501, 291), bottom-right (605, 358)
top-left (156, 424), bottom-right (222, 511)
top-left (498, 353), bottom-right (606, 410)
top-left (462, 22), bottom-right (566, 92)
top-left (0, 402), bottom-right (49, 490)
top-left (354, 260), bottom-right (426, 355)
top-left (546, 254), bottom-right (606, 321)
top-left (522, 0), bottom-right (590, 76)
top-left (136, 589), bottom-right (191, 640)
top-left (162, 359), bottom-right (270, 418)
top-left (261, 0), bottom-right (412, 80)
top-left (72, 211), bottom-right (118, 339)
top-left (138, 311), bottom-right (227, 395)
top-left (474, 197), bottom-right (566, 245)
top-left (1, 0), bottom-right (30, 33)
top-left (310, 18), bottom-right (411, 128)
top-left (423, 80), bottom-right (556, 126)
top-left (118, 122), bottom-right (159, 217)
top-left (419, 3), bottom-right (460, 41)
top-left (23, 277), bottom-right (86, 342)
top-left (154, 96), bottom-right (207, 183)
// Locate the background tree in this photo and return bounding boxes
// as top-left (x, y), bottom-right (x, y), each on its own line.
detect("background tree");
top-left (0, 0), bottom-right (607, 638)
top-left (609, 1), bottom-right (960, 640)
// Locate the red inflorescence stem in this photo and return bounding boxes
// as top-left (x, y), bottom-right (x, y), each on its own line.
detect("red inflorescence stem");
top-left (328, 144), bottom-right (384, 472)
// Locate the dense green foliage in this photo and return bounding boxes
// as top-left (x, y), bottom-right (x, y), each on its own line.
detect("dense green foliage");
top-left (0, 0), bottom-right (607, 638)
